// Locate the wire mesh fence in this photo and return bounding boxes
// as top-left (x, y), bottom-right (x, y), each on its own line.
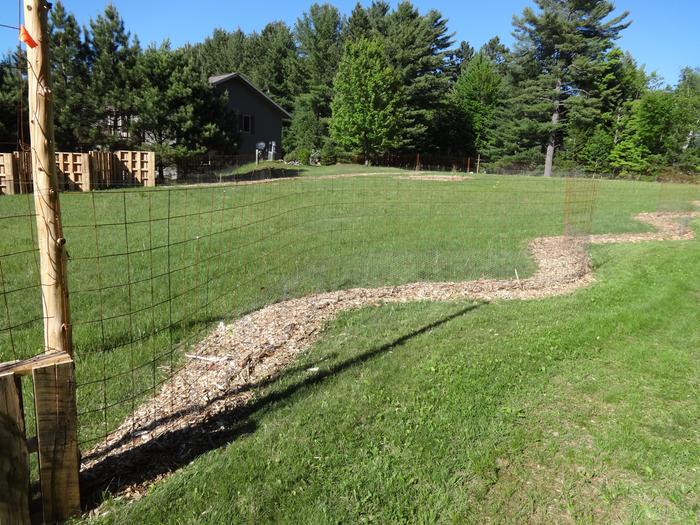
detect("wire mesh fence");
top-left (1, 166), bottom-right (698, 502)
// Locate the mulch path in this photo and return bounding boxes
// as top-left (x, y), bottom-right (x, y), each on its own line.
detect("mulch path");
top-left (80, 203), bottom-right (700, 503)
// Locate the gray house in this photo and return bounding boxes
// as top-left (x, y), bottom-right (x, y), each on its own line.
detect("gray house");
top-left (208, 73), bottom-right (291, 159)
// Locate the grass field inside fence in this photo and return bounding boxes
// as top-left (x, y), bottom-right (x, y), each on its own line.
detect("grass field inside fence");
top-left (87, 236), bottom-right (700, 524)
top-left (0, 166), bottom-right (697, 454)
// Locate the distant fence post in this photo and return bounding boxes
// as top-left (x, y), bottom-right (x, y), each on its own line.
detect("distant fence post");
top-left (15, 151), bottom-right (32, 193)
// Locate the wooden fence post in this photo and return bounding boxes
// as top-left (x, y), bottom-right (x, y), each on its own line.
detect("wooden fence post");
top-left (146, 151), bottom-right (156, 187)
top-left (25, 0), bottom-right (80, 520)
top-left (33, 361), bottom-right (80, 523)
top-left (26, 0), bottom-right (73, 356)
top-left (0, 373), bottom-right (30, 525)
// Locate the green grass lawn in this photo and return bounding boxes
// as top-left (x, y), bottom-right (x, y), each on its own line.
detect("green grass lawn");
top-left (0, 167), bottom-right (698, 520)
top-left (177, 159), bottom-right (408, 184)
top-left (83, 228), bottom-right (700, 524)
top-left (223, 160), bottom-right (408, 179)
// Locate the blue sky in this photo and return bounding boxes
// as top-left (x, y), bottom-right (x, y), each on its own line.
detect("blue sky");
top-left (1, 0), bottom-right (698, 85)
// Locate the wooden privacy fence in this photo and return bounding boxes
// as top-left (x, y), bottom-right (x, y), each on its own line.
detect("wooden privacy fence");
top-left (0, 150), bottom-right (156, 195)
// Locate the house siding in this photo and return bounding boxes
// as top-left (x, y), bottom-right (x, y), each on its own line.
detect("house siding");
top-left (214, 78), bottom-right (286, 158)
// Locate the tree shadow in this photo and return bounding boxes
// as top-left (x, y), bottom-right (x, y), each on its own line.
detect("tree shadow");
top-left (80, 301), bottom-right (483, 510)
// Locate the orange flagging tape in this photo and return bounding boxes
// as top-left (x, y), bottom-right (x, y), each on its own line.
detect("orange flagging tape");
top-left (19, 24), bottom-right (38, 48)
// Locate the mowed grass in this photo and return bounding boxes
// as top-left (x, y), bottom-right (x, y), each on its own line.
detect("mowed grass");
top-left (84, 225), bottom-right (700, 524)
top-left (0, 167), bottom-right (696, 447)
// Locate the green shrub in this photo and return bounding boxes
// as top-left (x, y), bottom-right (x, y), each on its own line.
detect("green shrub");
top-left (320, 141), bottom-right (337, 166)
top-left (297, 148), bottom-right (311, 166)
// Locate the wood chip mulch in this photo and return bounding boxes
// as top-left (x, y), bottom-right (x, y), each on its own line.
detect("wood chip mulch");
top-left (80, 203), bottom-right (700, 503)
top-left (398, 175), bottom-right (473, 182)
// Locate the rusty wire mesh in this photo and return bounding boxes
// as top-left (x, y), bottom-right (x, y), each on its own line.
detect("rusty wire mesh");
top-left (0, 165), bottom-right (697, 499)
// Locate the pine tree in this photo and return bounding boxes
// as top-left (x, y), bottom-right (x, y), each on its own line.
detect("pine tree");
top-left (49, 0), bottom-right (91, 150)
top-left (133, 44), bottom-right (237, 176)
top-left (480, 37), bottom-right (509, 73)
top-left (345, 3), bottom-right (373, 42)
top-left (286, 94), bottom-right (324, 157)
top-left (294, 3), bottom-right (344, 120)
top-left (446, 41), bottom-right (475, 81)
top-left (383, 2), bottom-right (453, 152)
top-left (330, 38), bottom-right (406, 161)
top-left (87, 4), bottom-right (142, 149)
top-left (0, 52), bottom-right (27, 150)
top-left (511, 0), bottom-right (630, 176)
top-left (248, 22), bottom-right (298, 111)
top-left (192, 28), bottom-right (251, 79)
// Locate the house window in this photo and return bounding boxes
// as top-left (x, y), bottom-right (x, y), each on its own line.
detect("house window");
top-left (239, 114), bottom-right (255, 134)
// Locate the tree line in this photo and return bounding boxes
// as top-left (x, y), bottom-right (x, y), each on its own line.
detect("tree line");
top-left (0, 0), bottom-right (698, 177)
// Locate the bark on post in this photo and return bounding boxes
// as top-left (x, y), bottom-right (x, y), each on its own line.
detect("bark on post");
top-left (544, 78), bottom-right (562, 178)
top-left (25, 0), bottom-right (73, 356)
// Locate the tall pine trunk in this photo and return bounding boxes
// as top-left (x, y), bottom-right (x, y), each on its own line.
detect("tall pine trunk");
top-left (544, 78), bottom-right (562, 178)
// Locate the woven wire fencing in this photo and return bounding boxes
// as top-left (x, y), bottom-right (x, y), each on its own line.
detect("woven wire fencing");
top-left (0, 168), bottom-right (697, 499)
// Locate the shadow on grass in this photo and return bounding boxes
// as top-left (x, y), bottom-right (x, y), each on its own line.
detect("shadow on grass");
top-left (80, 302), bottom-right (483, 510)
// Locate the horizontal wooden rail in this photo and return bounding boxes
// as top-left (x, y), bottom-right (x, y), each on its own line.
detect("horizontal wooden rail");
top-left (0, 351), bottom-right (72, 376)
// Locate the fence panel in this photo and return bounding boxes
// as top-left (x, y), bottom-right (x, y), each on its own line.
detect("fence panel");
top-left (56, 152), bottom-right (91, 192)
top-left (0, 150), bottom-right (157, 194)
top-left (90, 151), bottom-right (115, 188)
top-left (115, 150), bottom-right (156, 187)
top-left (0, 153), bottom-right (16, 196)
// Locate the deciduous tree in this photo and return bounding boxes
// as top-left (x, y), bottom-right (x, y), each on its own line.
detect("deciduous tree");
top-left (330, 38), bottom-right (406, 161)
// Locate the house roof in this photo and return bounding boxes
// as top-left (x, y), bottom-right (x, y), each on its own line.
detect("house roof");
top-left (208, 72), bottom-right (292, 119)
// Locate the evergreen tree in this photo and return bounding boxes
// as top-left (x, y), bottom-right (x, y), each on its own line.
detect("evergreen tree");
top-left (0, 52), bottom-right (27, 151)
top-left (480, 36), bottom-right (510, 73)
top-left (294, 3), bottom-right (344, 119)
top-left (330, 38), bottom-right (406, 161)
top-left (286, 94), bottom-right (324, 156)
top-left (49, 1), bottom-right (91, 150)
top-left (510, 0), bottom-right (630, 176)
top-left (188, 28), bottom-right (252, 80)
top-left (446, 40), bottom-right (475, 80)
top-left (345, 3), bottom-right (373, 42)
top-left (451, 53), bottom-right (502, 155)
top-left (87, 4), bottom-right (142, 148)
top-left (248, 22), bottom-right (299, 111)
top-left (564, 48), bottom-right (647, 171)
top-left (133, 44), bottom-right (237, 176)
top-left (384, 2), bottom-right (453, 152)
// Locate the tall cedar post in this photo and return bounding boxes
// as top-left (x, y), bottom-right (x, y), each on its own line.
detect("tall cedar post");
top-left (25, 0), bottom-right (81, 520)
top-left (25, 0), bottom-right (73, 355)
